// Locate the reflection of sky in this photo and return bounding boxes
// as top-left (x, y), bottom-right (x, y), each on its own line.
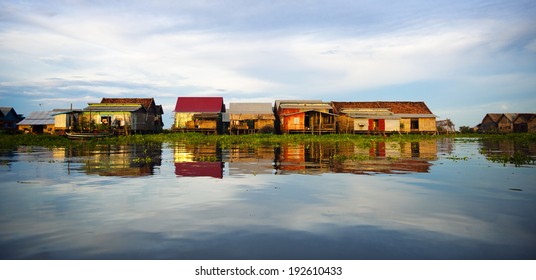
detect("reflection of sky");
top-left (0, 142), bottom-right (535, 259)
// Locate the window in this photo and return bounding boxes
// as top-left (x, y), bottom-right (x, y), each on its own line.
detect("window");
top-left (410, 119), bottom-right (419, 130)
top-left (293, 117), bottom-right (300, 124)
top-left (101, 116), bottom-right (111, 126)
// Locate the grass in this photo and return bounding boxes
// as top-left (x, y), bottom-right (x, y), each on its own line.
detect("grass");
top-left (2, 132), bottom-right (535, 151)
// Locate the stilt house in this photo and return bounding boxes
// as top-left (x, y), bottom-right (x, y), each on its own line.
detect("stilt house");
top-left (331, 101), bottom-right (437, 134)
top-left (275, 100), bottom-right (337, 134)
top-left (0, 107), bottom-right (24, 133)
top-left (228, 102), bottom-right (275, 134)
top-left (173, 97), bottom-right (226, 134)
top-left (82, 98), bottom-right (164, 133)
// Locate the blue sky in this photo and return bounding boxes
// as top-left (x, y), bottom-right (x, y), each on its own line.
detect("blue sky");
top-left (1, 0), bottom-right (535, 128)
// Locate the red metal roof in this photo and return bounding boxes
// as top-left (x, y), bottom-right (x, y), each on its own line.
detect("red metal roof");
top-left (174, 97), bottom-right (225, 113)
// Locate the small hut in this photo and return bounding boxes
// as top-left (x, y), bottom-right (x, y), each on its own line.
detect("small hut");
top-left (274, 100), bottom-right (337, 134)
top-left (172, 97), bottom-right (226, 134)
top-left (331, 101), bottom-right (437, 134)
top-left (228, 102), bottom-right (275, 134)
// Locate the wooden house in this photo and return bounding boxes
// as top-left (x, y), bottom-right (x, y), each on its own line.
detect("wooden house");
top-left (274, 100), bottom-right (337, 134)
top-left (51, 109), bottom-right (83, 133)
top-left (331, 101), bottom-right (437, 134)
top-left (0, 107), bottom-right (24, 133)
top-left (228, 102), bottom-right (275, 134)
top-left (513, 114), bottom-right (536, 133)
top-left (16, 111), bottom-right (55, 134)
top-left (172, 97), bottom-right (226, 134)
top-left (477, 113), bottom-right (502, 133)
top-left (82, 98), bottom-right (164, 133)
top-left (436, 119), bottom-right (456, 134)
top-left (497, 113), bottom-right (518, 134)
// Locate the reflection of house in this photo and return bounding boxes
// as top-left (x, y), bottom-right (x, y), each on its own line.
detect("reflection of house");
top-left (17, 111), bottom-right (55, 134)
top-left (175, 162), bottom-right (224, 178)
top-left (274, 143), bottom-right (336, 174)
top-left (0, 107), bottom-right (24, 133)
top-left (82, 98), bottom-right (164, 133)
top-left (173, 143), bottom-right (223, 178)
top-left (227, 146), bottom-right (274, 175)
top-left (332, 141), bottom-right (437, 174)
top-left (173, 97), bottom-right (226, 134)
top-left (331, 101), bottom-right (437, 134)
top-left (228, 103), bottom-right (275, 134)
top-left (275, 100), bottom-right (337, 134)
top-left (84, 145), bottom-right (162, 177)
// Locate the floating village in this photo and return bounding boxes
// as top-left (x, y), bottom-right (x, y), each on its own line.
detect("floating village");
top-left (2, 97), bottom-right (535, 137)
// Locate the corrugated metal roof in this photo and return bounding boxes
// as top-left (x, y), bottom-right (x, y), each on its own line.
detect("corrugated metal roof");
top-left (16, 119), bottom-right (55, 125)
top-left (279, 103), bottom-right (333, 110)
top-left (83, 105), bottom-right (143, 112)
top-left (221, 112), bottom-right (230, 122)
top-left (275, 100), bottom-right (324, 109)
top-left (347, 114), bottom-right (400, 120)
top-left (228, 103), bottom-right (273, 114)
top-left (174, 97), bottom-right (225, 113)
top-left (17, 111), bottom-right (54, 125)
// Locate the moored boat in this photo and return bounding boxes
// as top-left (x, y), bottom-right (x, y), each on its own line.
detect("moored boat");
top-left (66, 131), bottom-right (114, 140)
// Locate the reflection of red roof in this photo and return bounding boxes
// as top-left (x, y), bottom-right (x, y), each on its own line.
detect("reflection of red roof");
top-left (175, 162), bottom-right (223, 178)
top-left (174, 97), bottom-right (225, 113)
top-left (332, 101), bottom-right (433, 114)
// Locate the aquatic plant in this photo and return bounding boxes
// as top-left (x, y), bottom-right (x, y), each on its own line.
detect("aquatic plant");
top-left (485, 151), bottom-right (536, 167)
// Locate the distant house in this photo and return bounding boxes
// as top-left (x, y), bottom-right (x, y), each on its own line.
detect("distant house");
top-left (477, 114), bottom-right (503, 133)
top-left (331, 101), bottom-right (437, 134)
top-left (497, 113), bottom-right (518, 134)
top-left (172, 97), bottom-right (226, 134)
top-left (82, 98), bottom-right (164, 133)
top-left (513, 114), bottom-right (536, 133)
top-left (275, 100), bottom-right (337, 134)
top-left (17, 111), bottom-right (55, 134)
top-left (0, 107), bottom-right (24, 133)
top-left (228, 102), bottom-right (275, 134)
top-left (437, 119), bottom-right (456, 134)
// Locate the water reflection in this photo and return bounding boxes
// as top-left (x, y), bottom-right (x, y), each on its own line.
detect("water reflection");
top-left (170, 141), bottom-right (439, 177)
top-left (1, 138), bottom-right (535, 260)
top-left (479, 139), bottom-right (536, 166)
top-left (56, 144), bottom-right (163, 177)
top-left (174, 143), bottom-right (224, 178)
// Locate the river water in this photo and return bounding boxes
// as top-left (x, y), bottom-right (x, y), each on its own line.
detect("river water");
top-left (0, 138), bottom-right (535, 259)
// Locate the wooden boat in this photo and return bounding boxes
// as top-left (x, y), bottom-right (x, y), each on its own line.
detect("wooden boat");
top-left (66, 131), bottom-right (114, 140)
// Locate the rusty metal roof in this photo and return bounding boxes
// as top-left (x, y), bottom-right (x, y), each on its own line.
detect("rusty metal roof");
top-left (332, 101), bottom-right (434, 115)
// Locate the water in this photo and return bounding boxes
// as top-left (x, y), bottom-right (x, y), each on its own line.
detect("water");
top-left (1, 138), bottom-right (535, 259)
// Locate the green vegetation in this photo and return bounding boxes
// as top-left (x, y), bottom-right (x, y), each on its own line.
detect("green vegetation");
top-left (2, 132), bottom-right (535, 150)
top-left (481, 150), bottom-right (536, 167)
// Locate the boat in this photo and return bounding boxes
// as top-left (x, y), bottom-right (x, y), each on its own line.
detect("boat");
top-left (65, 131), bottom-right (115, 140)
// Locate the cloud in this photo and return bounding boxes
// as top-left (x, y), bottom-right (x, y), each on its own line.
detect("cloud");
top-left (1, 1), bottom-right (535, 126)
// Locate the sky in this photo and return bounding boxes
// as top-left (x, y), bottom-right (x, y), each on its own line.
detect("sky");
top-left (1, 0), bottom-right (535, 128)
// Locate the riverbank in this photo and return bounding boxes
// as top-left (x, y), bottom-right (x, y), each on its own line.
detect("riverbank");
top-left (1, 132), bottom-right (535, 150)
